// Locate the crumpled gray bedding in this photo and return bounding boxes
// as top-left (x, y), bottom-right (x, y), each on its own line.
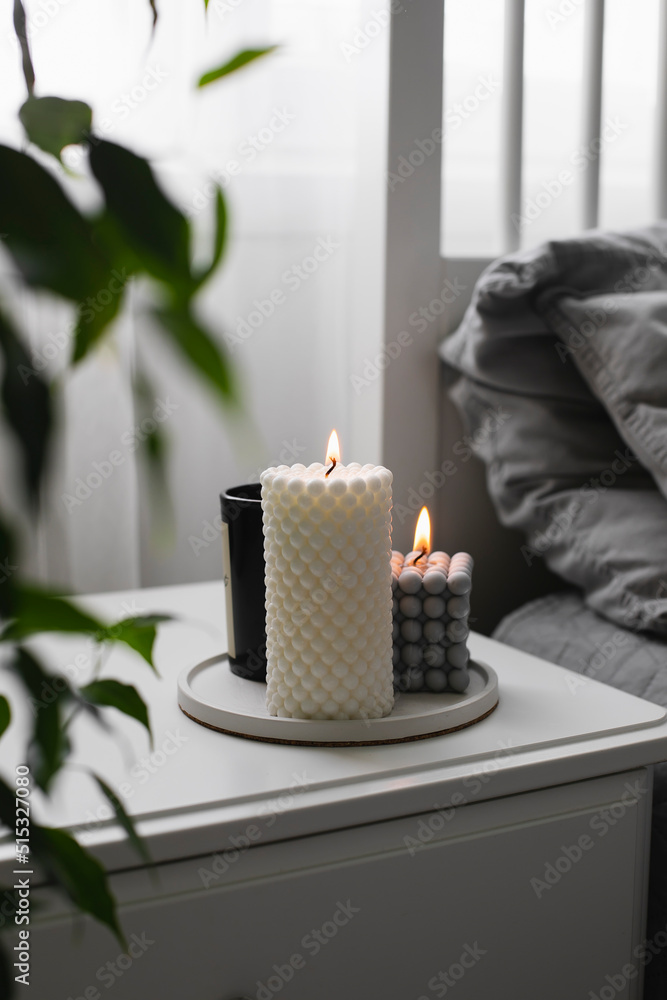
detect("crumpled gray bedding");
top-left (494, 590), bottom-right (667, 720)
top-left (440, 224), bottom-right (667, 634)
top-left (494, 591), bottom-right (667, 997)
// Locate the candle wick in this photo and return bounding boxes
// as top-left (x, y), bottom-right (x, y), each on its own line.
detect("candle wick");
top-left (325, 457), bottom-right (336, 477)
top-left (412, 547), bottom-right (427, 566)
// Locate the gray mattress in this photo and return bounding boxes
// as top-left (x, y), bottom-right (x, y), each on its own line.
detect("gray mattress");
top-left (494, 592), bottom-right (667, 997)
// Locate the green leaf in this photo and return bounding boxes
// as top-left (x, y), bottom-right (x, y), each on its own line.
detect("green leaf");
top-left (154, 304), bottom-right (235, 405)
top-left (13, 0), bottom-right (34, 96)
top-left (8, 645), bottom-right (74, 703)
top-left (0, 515), bottom-right (18, 619)
top-left (0, 144), bottom-right (113, 299)
top-left (0, 777), bottom-right (16, 826)
top-left (19, 96), bottom-right (92, 160)
top-left (0, 145), bottom-right (126, 357)
top-left (98, 614), bottom-right (172, 671)
top-left (0, 696), bottom-right (10, 740)
top-left (120, 614), bottom-right (172, 628)
top-left (194, 187), bottom-right (228, 289)
top-left (89, 211), bottom-right (144, 278)
top-left (31, 826), bottom-right (124, 945)
top-left (92, 774), bottom-right (152, 865)
top-left (0, 308), bottom-right (52, 503)
top-left (0, 778), bottom-right (121, 948)
top-left (73, 210), bottom-right (134, 362)
top-left (1, 587), bottom-right (170, 671)
top-left (30, 698), bottom-right (70, 792)
top-left (10, 650), bottom-right (104, 728)
top-left (1, 587), bottom-right (105, 642)
top-left (134, 371), bottom-right (168, 473)
top-left (132, 371), bottom-right (172, 527)
top-left (72, 287), bottom-right (125, 364)
top-left (0, 939), bottom-right (13, 998)
top-left (80, 680), bottom-right (151, 738)
top-left (197, 46), bottom-right (277, 88)
top-left (88, 140), bottom-right (192, 294)
top-left (9, 648), bottom-right (72, 792)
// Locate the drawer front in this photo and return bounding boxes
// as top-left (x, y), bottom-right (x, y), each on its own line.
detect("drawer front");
top-left (29, 770), bottom-right (651, 1000)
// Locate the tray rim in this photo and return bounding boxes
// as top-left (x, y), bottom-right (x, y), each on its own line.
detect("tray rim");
top-left (177, 655), bottom-right (499, 746)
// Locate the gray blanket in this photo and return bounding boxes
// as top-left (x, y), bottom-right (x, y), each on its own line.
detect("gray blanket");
top-left (440, 225), bottom-right (667, 634)
top-left (495, 591), bottom-right (667, 710)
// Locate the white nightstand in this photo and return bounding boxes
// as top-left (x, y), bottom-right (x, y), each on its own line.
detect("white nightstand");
top-left (2, 580), bottom-right (666, 1000)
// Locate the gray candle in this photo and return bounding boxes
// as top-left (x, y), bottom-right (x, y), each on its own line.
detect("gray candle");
top-left (391, 547), bottom-right (473, 694)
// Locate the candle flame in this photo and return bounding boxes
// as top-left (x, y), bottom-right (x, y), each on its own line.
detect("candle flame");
top-left (413, 506), bottom-right (431, 555)
top-left (326, 429), bottom-right (341, 465)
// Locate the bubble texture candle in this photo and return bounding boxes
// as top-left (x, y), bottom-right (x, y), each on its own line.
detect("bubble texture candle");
top-left (391, 549), bottom-right (473, 693)
top-left (260, 462), bottom-right (394, 720)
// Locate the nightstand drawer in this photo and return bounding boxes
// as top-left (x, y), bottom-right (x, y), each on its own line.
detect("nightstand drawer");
top-left (30, 769), bottom-right (650, 1000)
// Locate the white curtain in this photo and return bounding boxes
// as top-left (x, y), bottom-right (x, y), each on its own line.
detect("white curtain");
top-left (0, 0), bottom-right (389, 594)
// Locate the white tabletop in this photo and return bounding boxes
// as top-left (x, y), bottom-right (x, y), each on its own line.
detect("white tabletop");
top-left (1, 580), bottom-right (666, 880)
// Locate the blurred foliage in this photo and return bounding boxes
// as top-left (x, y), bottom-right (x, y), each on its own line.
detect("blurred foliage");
top-left (0, 0), bottom-right (275, 994)
top-left (19, 96), bottom-right (92, 160)
top-left (197, 46), bottom-right (277, 88)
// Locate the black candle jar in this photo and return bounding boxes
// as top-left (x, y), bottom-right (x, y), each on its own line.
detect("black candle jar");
top-left (220, 484), bottom-right (267, 681)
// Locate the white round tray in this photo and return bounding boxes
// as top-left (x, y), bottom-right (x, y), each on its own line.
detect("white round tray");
top-left (177, 655), bottom-right (499, 746)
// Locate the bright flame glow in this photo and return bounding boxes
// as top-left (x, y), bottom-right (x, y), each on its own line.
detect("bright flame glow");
top-left (326, 429), bottom-right (341, 465)
top-left (413, 506), bottom-right (431, 554)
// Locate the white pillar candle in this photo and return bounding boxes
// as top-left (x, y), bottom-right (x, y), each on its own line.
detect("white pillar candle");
top-left (260, 433), bottom-right (394, 720)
